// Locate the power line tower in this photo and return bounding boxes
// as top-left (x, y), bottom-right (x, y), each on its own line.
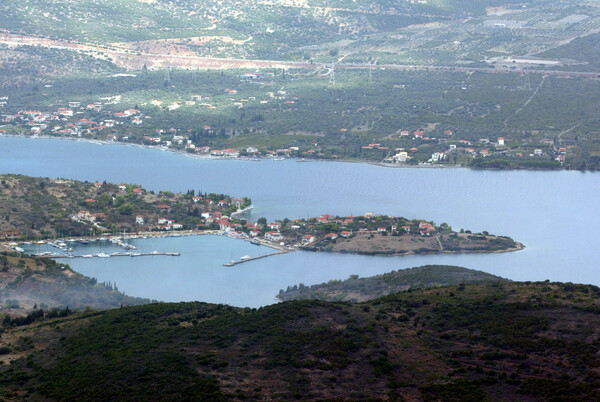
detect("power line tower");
top-left (329, 60), bottom-right (336, 86)
top-left (164, 65), bottom-right (172, 85)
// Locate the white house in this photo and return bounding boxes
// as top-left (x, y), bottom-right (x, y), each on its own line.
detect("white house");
top-left (302, 235), bottom-right (316, 244)
top-left (265, 231), bottom-right (284, 241)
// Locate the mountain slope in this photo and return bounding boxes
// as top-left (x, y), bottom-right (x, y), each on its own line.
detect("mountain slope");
top-left (1, 280), bottom-right (599, 400)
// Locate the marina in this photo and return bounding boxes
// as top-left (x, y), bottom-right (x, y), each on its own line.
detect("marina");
top-left (43, 251), bottom-right (180, 259)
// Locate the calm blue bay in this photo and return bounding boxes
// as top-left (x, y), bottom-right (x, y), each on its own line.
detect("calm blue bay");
top-left (2, 136), bottom-right (599, 307)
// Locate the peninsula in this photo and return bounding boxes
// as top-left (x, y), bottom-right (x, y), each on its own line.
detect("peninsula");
top-left (0, 175), bottom-right (522, 258)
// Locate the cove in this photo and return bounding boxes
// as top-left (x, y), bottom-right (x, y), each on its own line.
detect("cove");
top-left (2, 136), bottom-right (599, 307)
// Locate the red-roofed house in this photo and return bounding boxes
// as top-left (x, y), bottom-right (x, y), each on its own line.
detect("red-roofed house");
top-left (302, 235), bottom-right (316, 244)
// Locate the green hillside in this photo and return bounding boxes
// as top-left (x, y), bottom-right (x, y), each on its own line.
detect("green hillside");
top-left (0, 253), bottom-right (151, 311)
top-left (1, 280), bottom-right (599, 400)
top-left (278, 265), bottom-right (508, 301)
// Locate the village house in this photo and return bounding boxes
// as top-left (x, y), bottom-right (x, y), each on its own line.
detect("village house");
top-left (223, 148), bottom-right (240, 158)
top-left (135, 215), bottom-right (144, 225)
top-left (58, 108), bottom-right (74, 117)
top-left (419, 222), bottom-right (435, 236)
top-left (393, 151), bottom-right (409, 163)
top-left (231, 198), bottom-right (245, 208)
top-left (302, 235), bottom-right (316, 244)
top-left (325, 233), bottom-right (339, 240)
top-left (264, 231), bottom-right (284, 242)
top-left (340, 231), bottom-right (352, 238)
top-left (268, 222), bottom-right (282, 231)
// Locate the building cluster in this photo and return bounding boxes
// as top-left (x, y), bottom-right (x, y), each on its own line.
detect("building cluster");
top-left (2, 103), bottom-right (149, 138)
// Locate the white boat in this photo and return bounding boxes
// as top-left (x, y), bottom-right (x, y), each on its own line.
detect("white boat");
top-left (14, 247), bottom-right (24, 253)
top-left (240, 255), bottom-right (251, 260)
top-left (36, 240), bottom-right (46, 244)
top-left (82, 254), bottom-right (93, 258)
top-left (274, 157), bottom-right (285, 161)
top-left (97, 252), bottom-right (110, 258)
top-left (130, 253), bottom-right (142, 257)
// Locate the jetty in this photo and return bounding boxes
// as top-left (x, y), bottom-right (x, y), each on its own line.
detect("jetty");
top-left (223, 250), bottom-right (287, 267)
top-left (49, 252), bottom-right (180, 259)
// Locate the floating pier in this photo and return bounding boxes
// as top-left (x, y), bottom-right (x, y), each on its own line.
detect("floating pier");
top-left (223, 250), bottom-right (287, 267)
top-left (50, 252), bottom-right (180, 259)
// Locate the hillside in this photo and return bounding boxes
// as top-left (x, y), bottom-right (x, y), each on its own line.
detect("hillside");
top-left (0, 252), bottom-right (150, 311)
top-left (0, 174), bottom-right (249, 239)
top-left (1, 280), bottom-right (599, 399)
top-left (277, 265), bottom-right (508, 302)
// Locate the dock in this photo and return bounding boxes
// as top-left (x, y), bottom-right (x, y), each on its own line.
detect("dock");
top-left (49, 252), bottom-right (180, 259)
top-left (223, 250), bottom-right (287, 267)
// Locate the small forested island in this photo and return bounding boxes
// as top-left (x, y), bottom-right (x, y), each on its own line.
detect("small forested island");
top-left (278, 265), bottom-right (508, 302)
top-left (0, 174), bottom-right (250, 239)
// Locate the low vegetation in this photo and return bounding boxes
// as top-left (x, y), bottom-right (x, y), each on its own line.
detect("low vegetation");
top-left (1, 279), bottom-right (599, 399)
top-left (0, 252), bottom-right (150, 312)
top-left (277, 265), bottom-right (508, 302)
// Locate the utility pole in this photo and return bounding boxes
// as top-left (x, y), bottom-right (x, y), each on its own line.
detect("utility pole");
top-left (329, 60), bottom-right (336, 86)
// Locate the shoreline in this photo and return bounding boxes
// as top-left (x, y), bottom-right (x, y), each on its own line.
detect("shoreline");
top-left (5, 228), bottom-right (291, 253)
top-left (0, 133), bottom-right (509, 171)
top-left (1, 132), bottom-right (594, 172)
top-left (302, 241), bottom-right (525, 257)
